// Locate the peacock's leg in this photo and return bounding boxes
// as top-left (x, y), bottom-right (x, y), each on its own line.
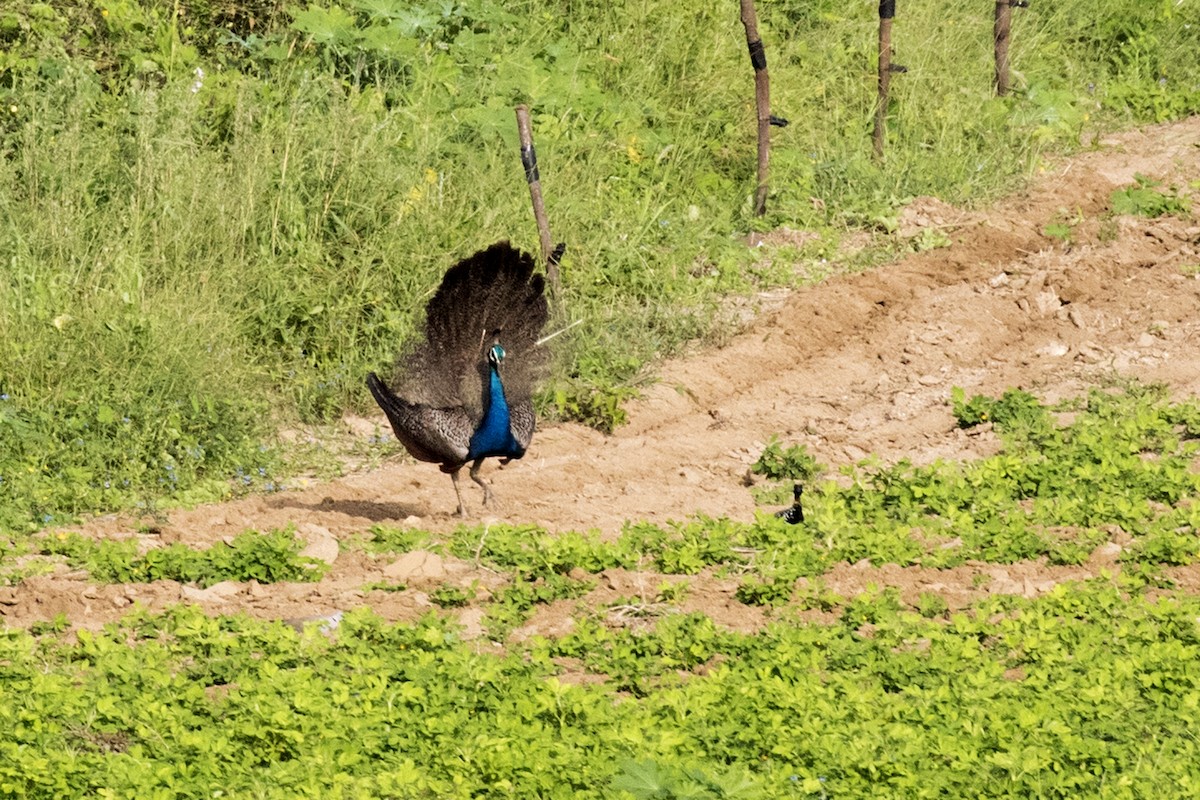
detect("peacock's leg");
top-left (449, 468), bottom-right (468, 518)
top-left (468, 458), bottom-right (493, 507)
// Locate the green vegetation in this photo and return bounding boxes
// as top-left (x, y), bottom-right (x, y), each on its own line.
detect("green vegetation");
top-left (3, 0), bottom-right (1200, 528)
top-left (3, 580), bottom-right (1200, 797)
top-left (1042, 208), bottom-right (1084, 246)
top-left (428, 582), bottom-right (475, 609)
top-left (751, 438), bottom-right (825, 482)
top-left (1110, 174), bottom-right (1192, 217)
top-left (35, 527), bottom-right (328, 585)
top-left (0, 391), bottom-right (284, 533)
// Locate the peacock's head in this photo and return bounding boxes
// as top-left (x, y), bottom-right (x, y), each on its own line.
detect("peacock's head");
top-left (488, 344), bottom-right (506, 366)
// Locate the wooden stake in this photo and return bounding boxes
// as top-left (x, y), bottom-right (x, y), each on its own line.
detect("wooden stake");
top-left (872, 0), bottom-right (897, 159)
top-left (994, 1), bottom-right (1028, 96)
top-left (514, 105), bottom-right (562, 300)
top-left (994, 1), bottom-right (1011, 95)
top-left (738, 0), bottom-right (772, 217)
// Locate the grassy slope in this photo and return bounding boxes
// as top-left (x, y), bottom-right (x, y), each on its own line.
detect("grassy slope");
top-left (1, 0), bottom-right (1198, 527)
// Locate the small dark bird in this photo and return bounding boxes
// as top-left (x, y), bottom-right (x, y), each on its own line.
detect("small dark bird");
top-left (367, 242), bottom-right (549, 516)
top-left (775, 483), bottom-right (805, 524)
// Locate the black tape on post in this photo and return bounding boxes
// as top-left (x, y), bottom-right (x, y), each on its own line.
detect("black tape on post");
top-left (739, 0), bottom-right (773, 216)
top-left (514, 104), bottom-right (560, 304)
top-left (873, 0), bottom-right (898, 158)
top-left (520, 143), bottom-right (539, 184)
top-left (748, 39), bottom-right (767, 71)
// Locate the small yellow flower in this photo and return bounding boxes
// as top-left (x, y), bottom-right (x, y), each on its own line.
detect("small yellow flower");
top-left (406, 185), bottom-right (423, 203)
top-left (7, 105), bottom-right (15, 115)
top-left (101, 7), bottom-right (109, 16)
top-left (423, 168), bottom-right (437, 185)
top-left (625, 135), bottom-right (643, 164)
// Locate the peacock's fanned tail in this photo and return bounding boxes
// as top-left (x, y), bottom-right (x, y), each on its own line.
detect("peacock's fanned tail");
top-left (396, 242), bottom-right (549, 414)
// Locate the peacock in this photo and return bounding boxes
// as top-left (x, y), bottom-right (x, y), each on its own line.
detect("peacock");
top-left (366, 241), bottom-right (549, 517)
top-left (775, 483), bottom-right (805, 524)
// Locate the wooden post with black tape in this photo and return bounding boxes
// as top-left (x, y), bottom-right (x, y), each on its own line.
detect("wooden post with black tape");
top-left (872, 0), bottom-right (897, 159)
top-left (738, 0), bottom-right (772, 217)
top-left (515, 104), bottom-right (563, 302)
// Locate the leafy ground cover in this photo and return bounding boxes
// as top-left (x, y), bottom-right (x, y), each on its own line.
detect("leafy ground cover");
top-left (2, 0), bottom-right (1199, 529)
top-left (2, 524), bottom-right (328, 588)
top-left (37, 527), bottom-right (328, 586)
top-left (2, 387), bottom-right (1200, 797)
top-left (2, 579), bottom-right (1199, 798)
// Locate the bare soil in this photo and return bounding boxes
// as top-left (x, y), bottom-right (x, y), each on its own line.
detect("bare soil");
top-left (4, 118), bottom-right (1200, 636)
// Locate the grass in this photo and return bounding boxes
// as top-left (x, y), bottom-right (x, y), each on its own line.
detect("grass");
top-left (2, 0), bottom-right (1199, 530)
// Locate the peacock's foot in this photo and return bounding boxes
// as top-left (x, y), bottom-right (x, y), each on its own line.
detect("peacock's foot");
top-left (469, 458), bottom-right (493, 509)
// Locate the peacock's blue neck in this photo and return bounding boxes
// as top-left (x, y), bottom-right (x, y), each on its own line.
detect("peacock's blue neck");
top-left (468, 363), bottom-right (523, 459)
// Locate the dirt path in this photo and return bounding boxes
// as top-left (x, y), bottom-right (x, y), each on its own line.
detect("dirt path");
top-left (5, 118), bottom-right (1200, 632)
